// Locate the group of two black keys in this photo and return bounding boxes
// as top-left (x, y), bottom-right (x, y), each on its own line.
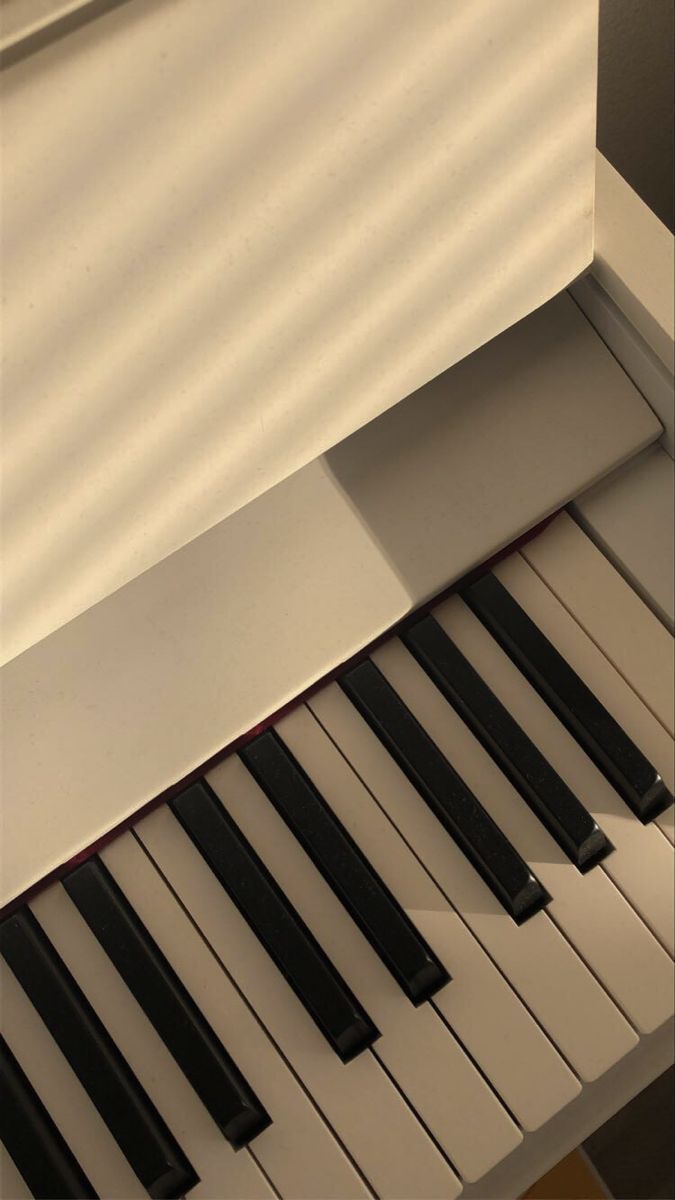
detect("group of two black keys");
top-left (2, 572), bottom-right (672, 1200)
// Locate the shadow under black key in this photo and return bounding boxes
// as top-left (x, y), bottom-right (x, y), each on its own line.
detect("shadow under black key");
top-left (402, 614), bottom-right (613, 872)
top-left (169, 780), bottom-right (379, 1062)
top-left (338, 659), bottom-right (550, 924)
top-left (463, 572), bottom-right (674, 824)
top-left (240, 729), bottom-right (450, 1004)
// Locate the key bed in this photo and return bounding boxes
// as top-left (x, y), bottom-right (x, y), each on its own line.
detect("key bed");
top-left (1, 518), bottom-right (672, 1200)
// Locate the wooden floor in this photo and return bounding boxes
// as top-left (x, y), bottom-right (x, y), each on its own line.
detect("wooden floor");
top-left (522, 1151), bottom-right (607, 1199)
top-left (583, 1066), bottom-right (674, 1200)
top-left (522, 1067), bottom-right (674, 1200)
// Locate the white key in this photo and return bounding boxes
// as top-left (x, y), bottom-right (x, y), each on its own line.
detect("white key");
top-left (521, 512), bottom-right (674, 737)
top-left (434, 593), bottom-right (675, 959)
top-left (383, 623), bottom-right (674, 1035)
top-left (280, 702), bottom-right (581, 1132)
top-left (497, 553), bottom-right (674, 844)
top-left (0, 1149), bottom-right (32, 1200)
top-left (135, 805), bottom-right (457, 1200)
top-left (208, 753), bottom-right (521, 1183)
top-left (30, 886), bottom-right (274, 1200)
top-left (1, 961), bottom-right (145, 1200)
top-left (100, 831), bottom-right (370, 1200)
top-left (311, 674), bottom-right (638, 1081)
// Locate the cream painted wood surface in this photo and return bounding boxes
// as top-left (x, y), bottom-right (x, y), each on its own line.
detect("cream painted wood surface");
top-left (0, 0), bottom-right (598, 660)
top-left (570, 153), bottom-right (675, 457)
top-left (572, 445), bottom-right (675, 630)
top-left (592, 153), bottom-right (674, 374)
top-left (0, 295), bottom-right (662, 909)
top-left (570, 274), bottom-right (674, 458)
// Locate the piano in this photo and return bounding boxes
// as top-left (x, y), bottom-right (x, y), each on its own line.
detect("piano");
top-left (1, 2), bottom-right (673, 1198)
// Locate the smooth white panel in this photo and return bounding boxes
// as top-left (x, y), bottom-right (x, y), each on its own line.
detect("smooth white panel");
top-left (1, 0), bottom-right (598, 659)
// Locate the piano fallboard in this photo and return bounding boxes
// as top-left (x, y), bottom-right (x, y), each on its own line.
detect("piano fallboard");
top-left (0, 292), bottom-right (662, 913)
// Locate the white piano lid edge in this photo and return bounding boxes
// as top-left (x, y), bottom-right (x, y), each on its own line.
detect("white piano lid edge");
top-left (569, 152), bottom-right (675, 457)
top-left (0, 291), bottom-right (662, 911)
top-left (572, 444), bottom-right (675, 632)
top-left (570, 272), bottom-right (675, 459)
top-left (590, 152), bottom-right (675, 374)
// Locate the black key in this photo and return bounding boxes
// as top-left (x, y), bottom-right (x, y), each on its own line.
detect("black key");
top-left (240, 730), bottom-right (450, 1004)
top-left (463, 572), bottom-right (674, 823)
top-left (0, 908), bottom-right (198, 1200)
top-left (339, 659), bottom-right (550, 923)
top-left (63, 856), bottom-right (271, 1149)
top-left (0, 1035), bottom-right (98, 1200)
top-left (169, 781), bottom-right (379, 1061)
top-left (402, 615), bottom-right (613, 871)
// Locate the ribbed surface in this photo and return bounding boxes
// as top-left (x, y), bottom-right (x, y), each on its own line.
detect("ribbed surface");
top-left (0, 0), bottom-right (598, 663)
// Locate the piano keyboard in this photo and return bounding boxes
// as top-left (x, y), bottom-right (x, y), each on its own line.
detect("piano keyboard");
top-left (1, 514), bottom-right (673, 1200)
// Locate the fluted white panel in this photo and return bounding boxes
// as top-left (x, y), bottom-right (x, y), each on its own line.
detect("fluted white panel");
top-left (0, 0), bottom-right (598, 663)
